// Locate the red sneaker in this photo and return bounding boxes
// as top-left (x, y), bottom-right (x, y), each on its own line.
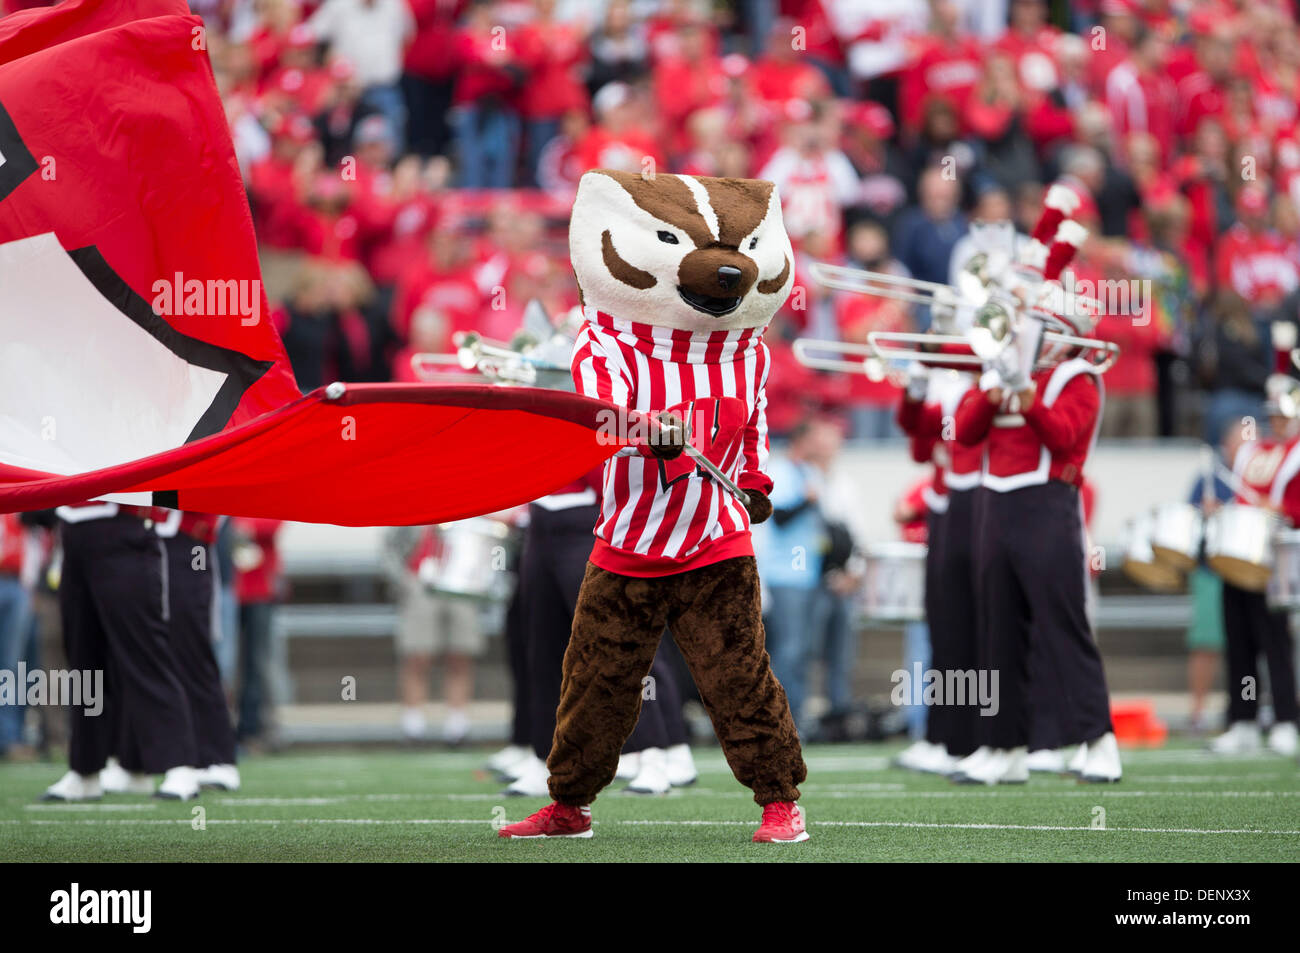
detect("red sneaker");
top-left (752, 801), bottom-right (809, 843)
top-left (497, 802), bottom-right (593, 839)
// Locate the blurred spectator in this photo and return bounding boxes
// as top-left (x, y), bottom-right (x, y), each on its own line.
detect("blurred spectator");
top-left (1213, 183), bottom-right (1300, 311)
top-left (755, 417), bottom-right (844, 733)
top-left (518, 0), bottom-right (590, 185)
top-left (0, 514), bottom-right (37, 759)
top-left (232, 518), bottom-right (285, 747)
top-left (384, 525), bottom-right (486, 743)
top-left (307, 0), bottom-right (414, 152)
top-left (899, 0), bottom-right (982, 135)
top-left (838, 219), bottom-right (909, 438)
top-left (1196, 290), bottom-right (1270, 445)
top-left (402, 0), bottom-right (466, 158)
top-left (760, 100), bottom-right (860, 249)
top-left (964, 53), bottom-right (1040, 194)
top-left (1184, 431), bottom-right (1237, 735)
top-left (892, 474), bottom-right (933, 741)
top-left (1104, 24), bottom-right (1177, 165)
top-left (577, 81), bottom-right (666, 174)
top-left (585, 0), bottom-right (650, 95)
top-left (892, 166), bottom-right (966, 321)
top-left (451, 0), bottom-right (525, 188)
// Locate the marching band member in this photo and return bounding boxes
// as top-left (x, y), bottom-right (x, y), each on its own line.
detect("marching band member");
top-left (891, 474), bottom-right (938, 746)
top-left (893, 307), bottom-right (985, 774)
top-left (43, 503), bottom-right (200, 801)
top-left (1215, 387), bottom-right (1300, 756)
top-left (155, 511), bottom-right (240, 790)
top-left (893, 369), bottom-right (952, 773)
top-left (95, 510), bottom-right (241, 797)
top-left (502, 467), bottom-right (600, 795)
top-left (950, 226), bottom-right (1122, 785)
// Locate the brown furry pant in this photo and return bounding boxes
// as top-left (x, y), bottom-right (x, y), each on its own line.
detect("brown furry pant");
top-left (547, 556), bottom-right (807, 806)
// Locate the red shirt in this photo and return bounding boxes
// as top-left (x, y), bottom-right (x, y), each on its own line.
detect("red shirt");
top-left (898, 376), bottom-right (985, 491)
top-left (749, 56), bottom-right (831, 105)
top-left (405, 0), bottom-right (466, 81)
top-left (391, 262), bottom-right (481, 340)
top-left (1214, 225), bottom-right (1300, 306)
top-left (1105, 60), bottom-right (1178, 163)
top-left (232, 518), bottom-right (283, 604)
top-left (898, 476), bottom-right (934, 542)
top-left (899, 35), bottom-right (983, 131)
top-left (1268, 435), bottom-right (1300, 525)
top-left (516, 20), bottom-right (589, 119)
top-left (0, 513), bottom-right (25, 576)
top-left (954, 361), bottom-right (1101, 492)
top-left (575, 127), bottom-right (668, 176)
top-left (1175, 69), bottom-right (1227, 139)
top-left (452, 26), bottom-right (521, 106)
top-left (993, 25), bottom-right (1062, 92)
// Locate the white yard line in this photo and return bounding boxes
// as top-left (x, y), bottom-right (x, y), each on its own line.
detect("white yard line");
top-left (1, 817), bottom-right (1298, 835)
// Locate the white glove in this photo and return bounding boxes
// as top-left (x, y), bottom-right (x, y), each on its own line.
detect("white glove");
top-left (905, 362), bottom-right (929, 400)
top-left (930, 287), bottom-right (959, 334)
top-left (995, 317), bottom-right (1044, 392)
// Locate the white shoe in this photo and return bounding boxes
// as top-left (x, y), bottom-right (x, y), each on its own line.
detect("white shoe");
top-left (955, 747), bottom-right (1028, 785)
top-left (156, 766), bottom-right (201, 801)
top-left (915, 743), bottom-right (957, 775)
top-left (625, 747), bottom-right (671, 794)
top-left (442, 708), bottom-right (470, 745)
top-left (665, 743), bottom-right (698, 787)
top-left (1267, 722), bottom-right (1298, 756)
top-left (893, 740), bottom-right (936, 771)
top-left (41, 770), bottom-right (102, 802)
top-left (1209, 721), bottom-right (1261, 755)
top-left (99, 757), bottom-right (154, 795)
top-left (929, 747), bottom-right (962, 776)
top-left (399, 707), bottom-right (427, 741)
top-left (1079, 732), bottom-right (1122, 783)
top-left (198, 764), bottom-right (241, 791)
top-left (487, 744), bottom-right (531, 776)
top-left (949, 745), bottom-right (992, 782)
top-left (1067, 743), bottom-right (1088, 775)
top-left (1025, 748), bottom-right (1067, 773)
top-left (503, 754), bottom-right (550, 797)
top-left (615, 752), bottom-right (640, 780)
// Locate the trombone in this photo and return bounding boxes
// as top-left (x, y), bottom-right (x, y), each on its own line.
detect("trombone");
top-left (410, 329), bottom-right (571, 387)
top-left (799, 262), bottom-right (1121, 378)
top-left (809, 262), bottom-right (983, 311)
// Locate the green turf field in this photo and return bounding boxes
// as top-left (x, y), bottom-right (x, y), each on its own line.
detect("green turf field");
top-left (1, 741), bottom-right (1297, 862)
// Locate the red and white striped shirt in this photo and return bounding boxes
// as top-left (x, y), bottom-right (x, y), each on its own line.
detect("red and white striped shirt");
top-left (571, 308), bottom-right (774, 577)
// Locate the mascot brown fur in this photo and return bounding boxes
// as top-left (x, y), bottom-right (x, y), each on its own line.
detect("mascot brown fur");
top-left (533, 170), bottom-right (807, 835)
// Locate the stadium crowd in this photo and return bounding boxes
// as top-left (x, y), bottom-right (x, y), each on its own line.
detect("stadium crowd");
top-left (3, 0), bottom-right (1286, 441)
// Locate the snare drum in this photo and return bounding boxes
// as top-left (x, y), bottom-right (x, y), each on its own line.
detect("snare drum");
top-left (859, 542), bottom-right (926, 623)
top-left (1267, 528), bottom-right (1300, 609)
top-left (1204, 504), bottom-right (1280, 592)
top-left (418, 518), bottom-right (515, 601)
top-left (1149, 502), bottom-right (1202, 572)
top-left (1121, 514), bottom-right (1183, 592)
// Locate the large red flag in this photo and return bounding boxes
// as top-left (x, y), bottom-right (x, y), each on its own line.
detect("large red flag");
top-left (0, 0), bottom-right (628, 524)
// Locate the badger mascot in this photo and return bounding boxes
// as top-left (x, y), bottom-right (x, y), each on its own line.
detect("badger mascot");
top-left (498, 170), bottom-right (809, 843)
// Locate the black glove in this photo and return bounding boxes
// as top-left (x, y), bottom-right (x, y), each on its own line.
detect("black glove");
top-left (743, 489), bottom-right (772, 525)
top-left (648, 410), bottom-right (688, 460)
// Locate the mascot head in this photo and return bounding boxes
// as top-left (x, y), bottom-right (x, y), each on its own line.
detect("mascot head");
top-left (569, 170), bottom-right (794, 332)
